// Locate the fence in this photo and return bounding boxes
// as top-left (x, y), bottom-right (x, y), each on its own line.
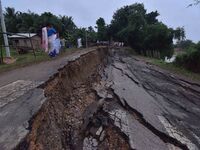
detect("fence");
top-left (0, 32), bottom-right (36, 64)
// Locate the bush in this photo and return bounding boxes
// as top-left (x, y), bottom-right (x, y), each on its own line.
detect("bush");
top-left (175, 49), bottom-right (200, 73)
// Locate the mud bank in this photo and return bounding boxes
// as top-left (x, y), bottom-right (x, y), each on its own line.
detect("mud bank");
top-left (15, 48), bottom-right (131, 150)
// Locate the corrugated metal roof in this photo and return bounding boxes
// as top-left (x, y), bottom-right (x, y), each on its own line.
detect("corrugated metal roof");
top-left (8, 33), bottom-right (37, 38)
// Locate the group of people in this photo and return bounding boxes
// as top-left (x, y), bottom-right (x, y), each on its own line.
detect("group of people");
top-left (42, 24), bottom-right (61, 57)
top-left (42, 25), bottom-right (125, 58)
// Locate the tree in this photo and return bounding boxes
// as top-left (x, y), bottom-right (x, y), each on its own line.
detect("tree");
top-left (110, 3), bottom-right (147, 41)
top-left (3, 8), bottom-right (79, 46)
top-left (4, 7), bottom-right (18, 32)
top-left (176, 40), bottom-right (195, 50)
top-left (195, 41), bottom-right (200, 51)
top-left (144, 23), bottom-right (173, 58)
top-left (145, 11), bottom-right (159, 24)
top-left (59, 15), bottom-right (77, 38)
top-left (188, 0), bottom-right (200, 6)
top-left (173, 27), bottom-right (185, 41)
top-left (108, 3), bottom-right (176, 58)
top-left (87, 26), bottom-right (97, 43)
top-left (16, 11), bottom-right (40, 32)
top-left (96, 17), bottom-right (107, 41)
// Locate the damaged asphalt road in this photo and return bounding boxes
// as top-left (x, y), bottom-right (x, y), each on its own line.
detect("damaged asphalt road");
top-left (103, 50), bottom-right (200, 150)
top-left (0, 48), bottom-right (200, 150)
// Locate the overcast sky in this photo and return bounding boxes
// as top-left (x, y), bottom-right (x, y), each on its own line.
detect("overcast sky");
top-left (2, 0), bottom-right (200, 42)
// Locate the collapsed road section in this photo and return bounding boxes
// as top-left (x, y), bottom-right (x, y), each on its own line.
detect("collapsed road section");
top-left (1, 47), bottom-right (200, 150)
top-left (15, 47), bottom-right (131, 150)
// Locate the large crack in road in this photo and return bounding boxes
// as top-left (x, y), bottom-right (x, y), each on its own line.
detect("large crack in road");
top-left (9, 48), bottom-right (200, 150)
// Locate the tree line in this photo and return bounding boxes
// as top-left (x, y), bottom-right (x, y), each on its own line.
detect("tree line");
top-left (2, 3), bottom-right (199, 73)
top-left (3, 4), bottom-right (186, 52)
top-left (95, 3), bottom-right (199, 73)
top-left (3, 4), bottom-right (185, 54)
top-left (96, 3), bottom-right (186, 58)
top-left (2, 7), bottom-right (97, 46)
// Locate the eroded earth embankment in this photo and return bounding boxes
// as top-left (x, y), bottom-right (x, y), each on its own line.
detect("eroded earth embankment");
top-left (15, 48), bottom-right (130, 150)
top-left (15, 48), bottom-right (200, 150)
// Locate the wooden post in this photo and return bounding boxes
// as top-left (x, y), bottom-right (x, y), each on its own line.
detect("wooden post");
top-left (29, 33), bottom-right (36, 59)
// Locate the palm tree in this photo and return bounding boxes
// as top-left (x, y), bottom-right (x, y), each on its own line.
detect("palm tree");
top-left (4, 7), bottom-right (18, 32)
top-left (59, 15), bottom-right (76, 38)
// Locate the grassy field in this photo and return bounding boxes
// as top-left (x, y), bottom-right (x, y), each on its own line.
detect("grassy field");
top-left (124, 47), bottom-right (200, 81)
top-left (0, 48), bottom-right (77, 73)
top-left (138, 55), bottom-right (200, 81)
top-left (151, 59), bottom-right (200, 81)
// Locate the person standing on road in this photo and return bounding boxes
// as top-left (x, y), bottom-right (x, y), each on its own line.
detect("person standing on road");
top-left (47, 24), bottom-right (57, 49)
top-left (46, 24), bottom-right (59, 57)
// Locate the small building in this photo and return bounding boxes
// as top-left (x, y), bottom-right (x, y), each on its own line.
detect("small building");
top-left (8, 33), bottom-right (42, 53)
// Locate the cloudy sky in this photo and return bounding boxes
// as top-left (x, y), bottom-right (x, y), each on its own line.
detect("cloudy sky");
top-left (2, 0), bottom-right (200, 42)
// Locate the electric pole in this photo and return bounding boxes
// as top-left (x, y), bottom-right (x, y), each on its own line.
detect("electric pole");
top-left (0, 0), bottom-right (10, 57)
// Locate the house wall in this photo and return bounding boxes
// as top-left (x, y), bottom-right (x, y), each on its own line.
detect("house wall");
top-left (11, 36), bottom-right (42, 50)
top-left (32, 36), bottom-right (42, 49)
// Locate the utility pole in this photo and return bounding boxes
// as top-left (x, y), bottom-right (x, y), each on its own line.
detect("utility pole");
top-left (0, 0), bottom-right (10, 57)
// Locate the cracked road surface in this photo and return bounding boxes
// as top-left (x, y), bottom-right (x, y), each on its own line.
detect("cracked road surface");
top-left (0, 48), bottom-right (200, 150)
top-left (102, 50), bottom-right (200, 150)
top-left (0, 48), bottom-right (96, 150)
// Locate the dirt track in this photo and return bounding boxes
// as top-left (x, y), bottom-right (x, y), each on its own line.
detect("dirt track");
top-left (0, 48), bottom-right (200, 150)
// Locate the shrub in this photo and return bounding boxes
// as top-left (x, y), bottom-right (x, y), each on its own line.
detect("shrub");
top-left (175, 49), bottom-right (200, 73)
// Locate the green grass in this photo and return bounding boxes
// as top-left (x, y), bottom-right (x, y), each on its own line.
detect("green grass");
top-left (0, 48), bottom-right (78, 73)
top-left (124, 47), bottom-right (200, 81)
top-left (150, 59), bottom-right (200, 81)
top-left (0, 50), bottom-right (49, 72)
